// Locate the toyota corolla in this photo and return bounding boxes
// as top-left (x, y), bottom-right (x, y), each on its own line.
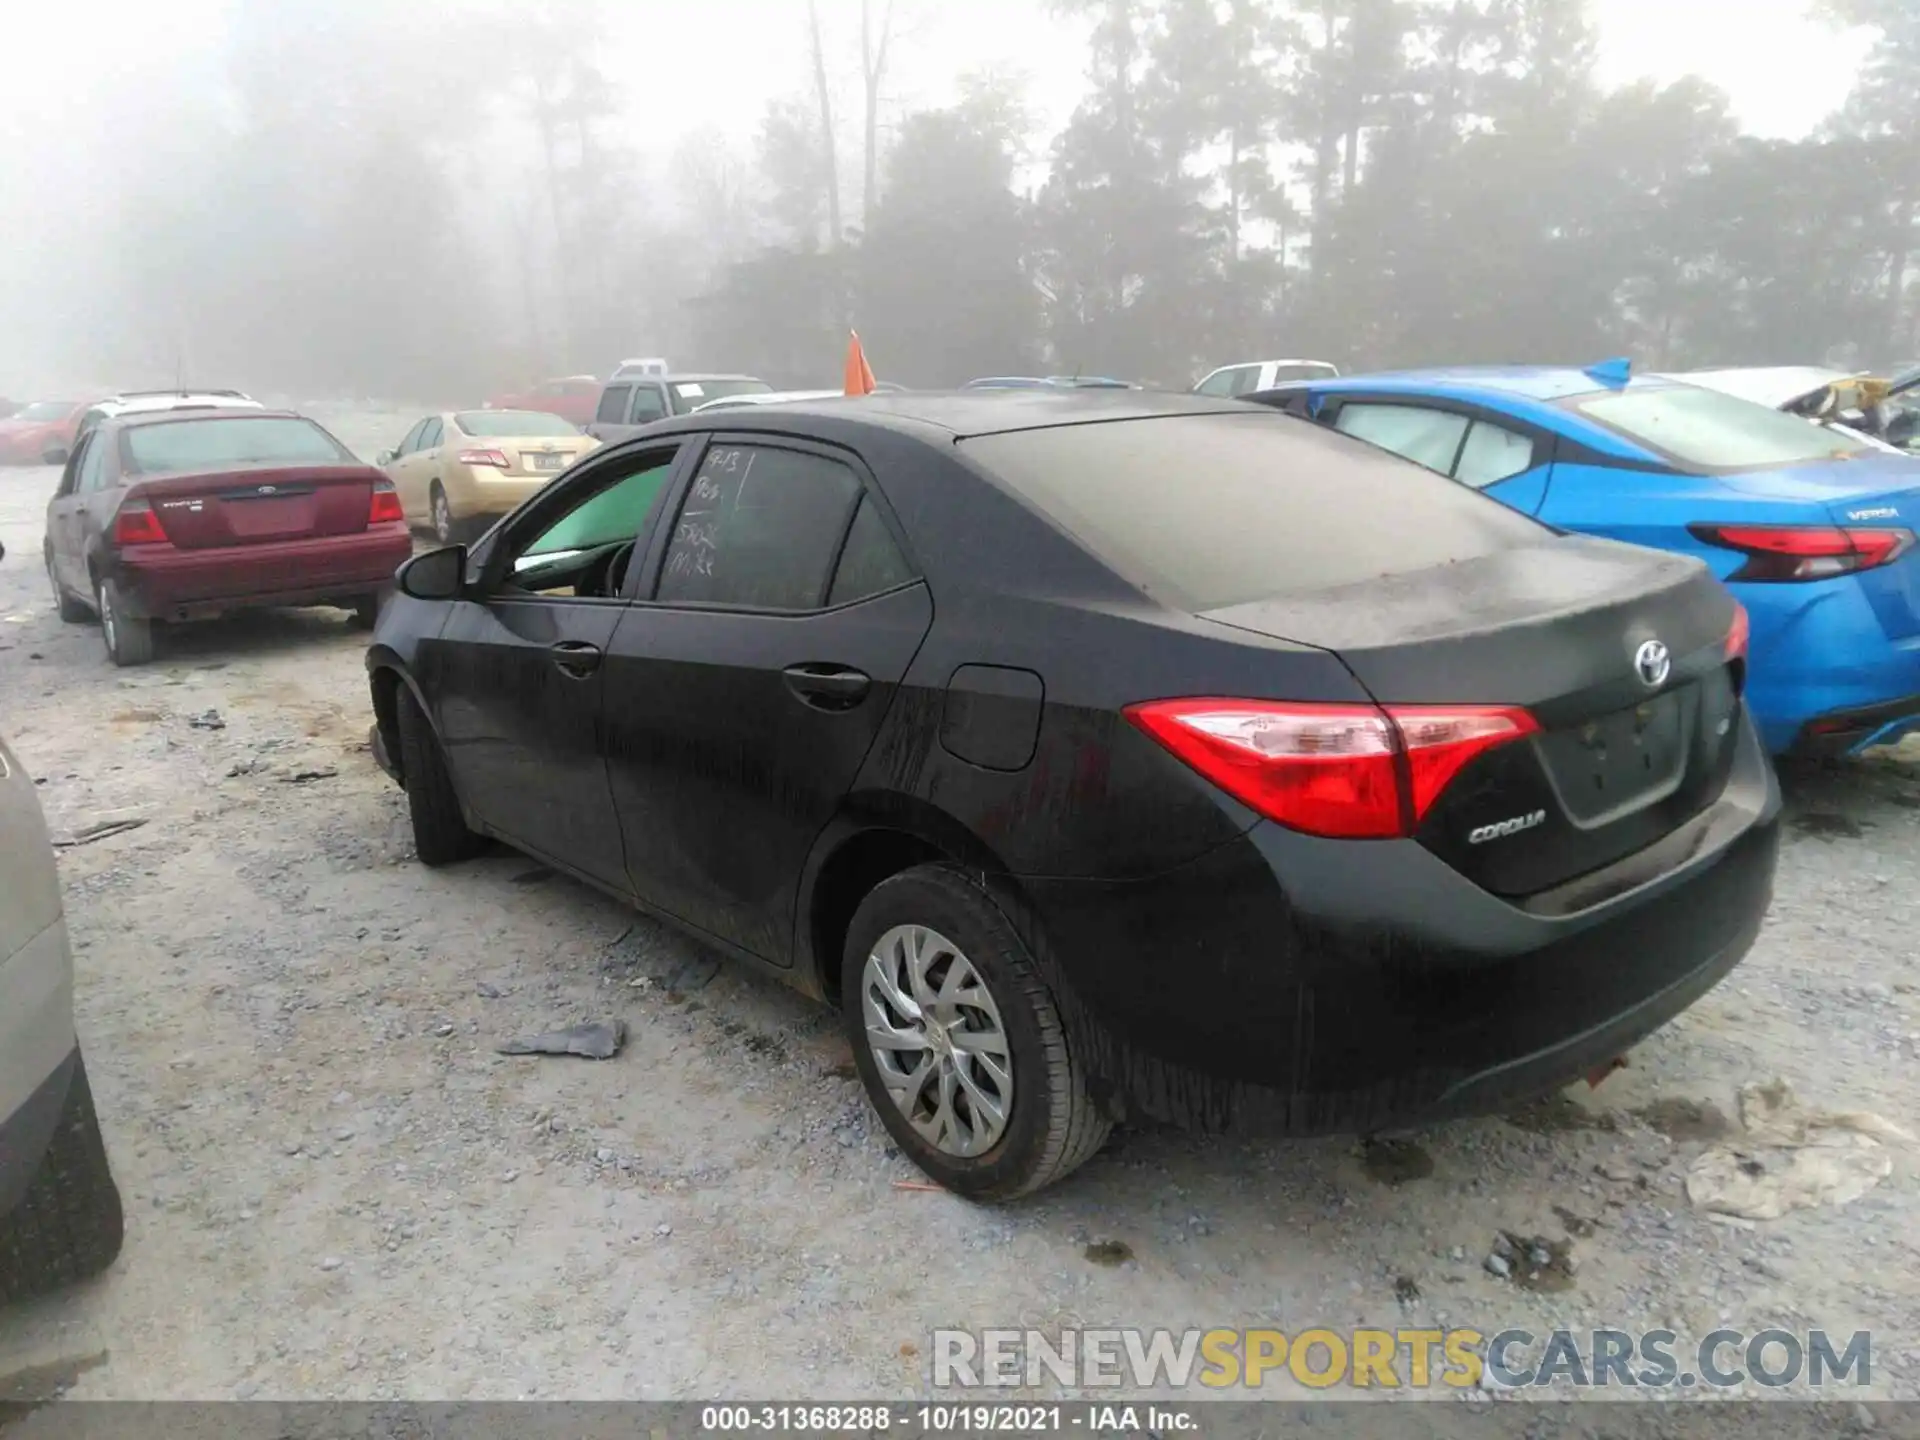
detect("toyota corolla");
top-left (364, 390), bottom-right (1779, 1200)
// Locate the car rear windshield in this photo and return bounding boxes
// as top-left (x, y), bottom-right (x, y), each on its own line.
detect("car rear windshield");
top-left (18, 401), bottom-right (75, 421)
top-left (455, 410), bottom-right (579, 437)
top-left (1572, 385), bottom-right (1875, 469)
top-left (959, 411), bottom-right (1549, 611)
top-left (121, 417), bottom-right (354, 476)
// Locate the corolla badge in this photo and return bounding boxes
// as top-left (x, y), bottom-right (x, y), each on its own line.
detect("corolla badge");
top-left (1634, 638), bottom-right (1671, 689)
top-left (1469, 810), bottom-right (1546, 845)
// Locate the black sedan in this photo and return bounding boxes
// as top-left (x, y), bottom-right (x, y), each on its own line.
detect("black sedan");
top-left (365, 389), bottom-right (1780, 1200)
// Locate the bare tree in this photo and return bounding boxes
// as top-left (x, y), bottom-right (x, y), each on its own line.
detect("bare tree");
top-left (807, 0), bottom-right (845, 247)
top-left (860, 0), bottom-right (898, 231)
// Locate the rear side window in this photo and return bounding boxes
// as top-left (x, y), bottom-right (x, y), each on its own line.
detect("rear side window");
top-left (1334, 403), bottom-right (1470, 473)
top-left (1574, 385), bottom-right (1874, 469)
top-left (77, 435), bottom-right (109, 492)
top-left (960, 412), bottom-right (1548, 612)
top-left (1454, 420), bottom-right (1535, 488)
top-left (120, 417), bottom-right (352, 477)
top-left (655, 444), bottom-right (862, 610)
top-left (594, 385), bottom-right (631, 424)
top-left (828, 496), bottom-right (916, 605)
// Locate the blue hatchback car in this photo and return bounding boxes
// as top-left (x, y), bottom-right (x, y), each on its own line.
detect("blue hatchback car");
top-left (1249, 364), bottom-right (1920, 756)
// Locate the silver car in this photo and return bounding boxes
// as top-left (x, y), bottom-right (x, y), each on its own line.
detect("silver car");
top-left (0, 722), bottom-right (123, 1302)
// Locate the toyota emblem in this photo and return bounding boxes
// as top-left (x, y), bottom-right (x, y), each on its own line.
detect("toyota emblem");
top-left (1634, 639), bottom-right (1671, 689)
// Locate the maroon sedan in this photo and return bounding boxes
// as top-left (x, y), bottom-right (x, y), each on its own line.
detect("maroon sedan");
top-left (482, 375), bottom-right (600, 428)
top-left (44, 408), bottom-right (413, 666)
top-left (0, 399), bottom-right (96, 466)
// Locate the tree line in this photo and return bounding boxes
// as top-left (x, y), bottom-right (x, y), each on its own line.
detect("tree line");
top-left (49, 0), bottom-right (1920, 400)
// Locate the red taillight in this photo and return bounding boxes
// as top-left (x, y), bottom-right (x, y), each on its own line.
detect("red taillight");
top-left (1725, 602), bottom-right (1750, 663)
top-left (458, 448), bottom-right (510, 468)
top-left (1123, 698), bottom-right (1538, 840)
top-left (1689, 522), bottom-right (1915, 582)
top-left (111, 501), bottom-right (168, 546)
top-left (368, 480), bottom-right (405, 525)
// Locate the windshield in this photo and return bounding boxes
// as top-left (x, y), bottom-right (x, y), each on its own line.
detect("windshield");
top-left (17, 401), bottom-right (75, 422)
top-left (121, 416), bottom-right (353, 475)
top-left (672, 379), bottom-right (770, 407)
top-left (455, 410), bottom-right (579, 438)
top-left (1573, 385), bottom-right (1875, 469)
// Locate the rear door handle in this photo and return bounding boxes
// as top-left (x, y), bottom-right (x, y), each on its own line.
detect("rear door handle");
top-left (550, 641), bottom-right (602, 678)
top-left (782, 664), bottom-right (871, 710)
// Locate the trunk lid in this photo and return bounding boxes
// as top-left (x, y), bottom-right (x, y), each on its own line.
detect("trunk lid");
top-left (1201, 535), bottom-right (1745, 898)
top-left (137, 466), bottom-right (377, 549)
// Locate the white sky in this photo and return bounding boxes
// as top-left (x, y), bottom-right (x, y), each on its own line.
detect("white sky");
top-left (0, 0), bottom-right (1877, 152)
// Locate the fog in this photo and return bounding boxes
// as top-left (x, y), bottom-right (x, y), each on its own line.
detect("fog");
top-left (1, 0), bottom-right (1913, 402)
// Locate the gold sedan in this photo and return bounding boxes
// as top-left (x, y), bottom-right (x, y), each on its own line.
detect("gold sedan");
top-left (378, 410), bottom-right (601, 544)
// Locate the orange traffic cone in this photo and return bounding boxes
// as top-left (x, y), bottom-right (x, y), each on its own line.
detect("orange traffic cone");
top-left (843, 331), bottom-right (877, 396)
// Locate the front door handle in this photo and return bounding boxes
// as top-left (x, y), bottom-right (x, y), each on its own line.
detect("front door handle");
top-left (550, 640), bottom-right (602, 678)
top-left (782, 664), bottom-right (871, 710)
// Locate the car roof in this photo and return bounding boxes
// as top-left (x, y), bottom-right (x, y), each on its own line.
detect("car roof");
top-left (95, 391), bottom-right (264, 415)
top-left (659, 386), bottom-right (1251, 439)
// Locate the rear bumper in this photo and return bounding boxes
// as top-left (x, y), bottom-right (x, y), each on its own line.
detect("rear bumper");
top-left (115, 525), bottom-right (413, 619)
top-left (1741, 579), bottom-right (1920, 754)
top-left (446, 471), bottom-right (560, 520)
top-left (1021, 713), bottom-right (1781, 1136)
top-left (1787, 691), bottom-right (1920, 758)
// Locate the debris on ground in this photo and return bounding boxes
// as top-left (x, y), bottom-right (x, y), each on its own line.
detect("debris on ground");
top-left (1484, 1231), bottom-right (1575, 1291)
top-left (280, 767), bottom-right (338, 784)
top-left (52, 813), bottom-right (149, 848)
top-left (496, 1020), bottom-right (627, 1060)
top-left (1685, 1078), bottom-right (1915, 1221)
top-left (187, 710), bottom-right (226, 730)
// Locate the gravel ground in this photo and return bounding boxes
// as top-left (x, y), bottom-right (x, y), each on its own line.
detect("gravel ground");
top-left (1, 407), bottom-right (1918, 1403)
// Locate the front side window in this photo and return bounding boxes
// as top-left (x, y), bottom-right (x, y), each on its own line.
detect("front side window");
top-left (1195, 367), bottom-right (1251, 398)
top-left (594, 385), bottom-right (631, 424)
top-left (1574, 385), bottom-right (1874, 469)
top-left (1334, 403), bottom-right (1471, 474)
top-left (1453, 421), bottom-right (1536, 488)
top-left (120, 417), bottom-right (353, 476)
top-left (515, 453), bottom-right (679, 568)
top-left (419, 418), bottom-right (443, 451)
top-left (655, 444), bottom-right (863, 611)
top-left (628, 386), bottom-right (670, 425)
top-left (397, 419), bottom-right (429, 456)
top-left (77, 434), bottom-right (109, 492)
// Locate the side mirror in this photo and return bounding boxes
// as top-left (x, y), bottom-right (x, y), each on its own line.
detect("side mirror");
top-left (397, 545), bottom-right (468, 601)
top-left (376, 449), bottom-right (397, 466)
top-left (42, 446), bottom-right (68, 467)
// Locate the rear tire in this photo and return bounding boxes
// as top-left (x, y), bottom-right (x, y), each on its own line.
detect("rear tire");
top-left (841, 864), bottom-right (1110, 1201)
top-left (429, 484), bottom-right (454, 547)
top-left (48, 551), bottom-right (89, 622)
top-left (95, 577), bottom-right (153, 666)
top-left (396, 687), bottom-right (483, 867)
top-left (0, 1059), bottom-right (125, 1304)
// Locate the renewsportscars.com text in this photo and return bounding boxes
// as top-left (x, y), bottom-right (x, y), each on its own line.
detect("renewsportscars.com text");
top-left (932, 1327), bottom-right (1871, 1390)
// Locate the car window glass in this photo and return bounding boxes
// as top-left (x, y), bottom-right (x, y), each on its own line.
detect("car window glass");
top-left (1195, 368), bottom-right (1242, 397)
top-left (1454, 421), bottom-right (1535, 488)
top-left (655, 444), bottom-right (862, 611)
top-left (1225, 366), bottom-right (1266, 396)
top-left (1574, 385), bottom-right (1873, 468)
top-left (419, 417), bottom-right (443, 450)
top-left (398, 419), bottom-right (427, 456)
top-left (77, 434), bottom-right (109, 492)
top-left (57, 435), bottom-right (91, 495)
top-left (827, 495), bottom-right (915, 606)
top-left (513, 452), bottom-right (679, 569)
top-left (1333, 403), bottom-right (1470, 473)
top-left (628, 386), bottom-right (669, 425)
top-left (594, 385), bottom-right (631, 424)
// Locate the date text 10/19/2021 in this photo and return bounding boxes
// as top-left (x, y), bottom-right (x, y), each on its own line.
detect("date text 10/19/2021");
top-left (699, 1405), bottom-right (1198, 1433)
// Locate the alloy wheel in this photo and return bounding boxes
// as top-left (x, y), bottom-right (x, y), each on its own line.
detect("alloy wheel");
top-left (431, 491), bottom-right (452, 545)
top-left (859, 924), bottom-right (1014, 1157)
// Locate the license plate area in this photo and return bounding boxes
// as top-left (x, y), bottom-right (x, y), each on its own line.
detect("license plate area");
top-left (529, 452), bottom-right (564, 471)
top-left (1536, 685), bottom-right (1692, 826)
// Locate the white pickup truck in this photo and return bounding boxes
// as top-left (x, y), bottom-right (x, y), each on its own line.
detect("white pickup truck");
top-left (1194, 358), bottom-right (1340, 398)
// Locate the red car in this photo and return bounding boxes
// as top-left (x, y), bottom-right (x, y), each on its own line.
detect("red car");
top-left (0, 399), bottom-right (97, 466)
top-left (482, 375), bottom-right (600, 428)
top-left (43, 408), bottom-right (413, 666)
